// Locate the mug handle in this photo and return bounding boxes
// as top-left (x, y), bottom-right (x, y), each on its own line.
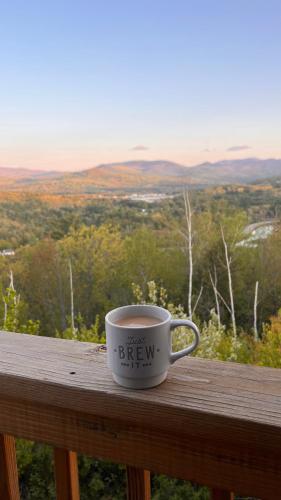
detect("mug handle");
top-left (169, 319), bottom-right (200, 364)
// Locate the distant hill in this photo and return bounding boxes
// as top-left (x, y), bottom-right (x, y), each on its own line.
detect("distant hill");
top-left (190, 158), bottom-right (281, 184)
top-left (0, 167), bottom-right (63, 189)
top-left (91, 160), bottom-right (187, 177)
top-left (76, 158), bottom-right (281, 187)
top-left (0, 158), bottom-right (281, 193)
top-left (0, 167), bottom-right (63, 178)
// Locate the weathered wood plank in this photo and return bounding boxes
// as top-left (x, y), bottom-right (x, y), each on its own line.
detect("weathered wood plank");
top-left (126, 466), bottom-right (150, 500)
top-left (0, 331), bottom-right (280, 429)
top-left (211, 489), bottom-right (234, 500)
top-left (0, 332), bottom-right (281, 498)
top-left (0, 434), bottom-right (20, 500)
top-left (54, 448), bottom-right (80, 500)
top-left (0, 395), bottom-right (279, 498)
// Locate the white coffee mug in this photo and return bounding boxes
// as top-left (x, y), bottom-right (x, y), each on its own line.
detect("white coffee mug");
top-left (106, 304), bottom-right (200, 389)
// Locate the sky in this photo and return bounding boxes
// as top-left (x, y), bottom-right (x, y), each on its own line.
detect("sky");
top-left (1, 0), bottom-right (281, 171)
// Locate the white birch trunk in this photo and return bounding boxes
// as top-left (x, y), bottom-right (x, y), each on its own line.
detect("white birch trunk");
top-left (254, 280), bottom-right (259, 341)
top-left (68, 259), bottom-right (75, 337)
top-left (3, 300), bottom-right (7, 324)
top-left (9, 270), bottom-right (14, 291)
top-left (183, 190), bottom-right (193, 320)
top-left (221, 225), bottom-right (237, 337)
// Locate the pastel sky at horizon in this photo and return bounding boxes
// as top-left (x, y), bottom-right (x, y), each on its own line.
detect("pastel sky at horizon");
top-left (1, 0), bottom-right (281, 171)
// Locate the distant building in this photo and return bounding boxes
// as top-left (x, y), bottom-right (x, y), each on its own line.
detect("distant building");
top-left (128, 193), bottom-right (174, 203)
top-left (0, 249), bottom-right (15, 257)
top-left (237, 221), bottom-right (276, 248)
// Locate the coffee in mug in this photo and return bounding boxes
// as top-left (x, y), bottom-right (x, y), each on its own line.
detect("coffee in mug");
top-left (114, 315), bottom-right (161, 327)
top-left (106, 304), bottom-right (200, 389)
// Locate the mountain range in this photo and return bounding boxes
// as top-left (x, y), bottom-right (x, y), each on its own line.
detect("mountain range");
top-left (0, 158), bottom-right (281, 193)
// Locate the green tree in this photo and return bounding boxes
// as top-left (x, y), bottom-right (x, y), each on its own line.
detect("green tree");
top-left (1, 272), bottom-right (39, 334)
top-left (59, 224), bottom-right (127, 329)
top-left (14, 239), bottom-right (68, 336)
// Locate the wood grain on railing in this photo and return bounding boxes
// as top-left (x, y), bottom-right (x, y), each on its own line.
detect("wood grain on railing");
top-left (0, 331), bottom-right (281, 499)
top-left (126, 466), bottom-right (151, 500)
top-left (54, 448), bottom-right (80, 500)
top-left (0, 434), bottom-right (20, 500)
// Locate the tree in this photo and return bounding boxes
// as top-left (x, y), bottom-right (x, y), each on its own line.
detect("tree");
top-left (183, 190), bottom-right (193, 319)
top-left (253, 281), bottom-right (259, 340)
top-left (1, 270), bottom-right (39, 335)
top-left (14, 239), bottom-right (67, 336)
top-left (209, 266), bottom-right (221, 329)
top-left (60, 224), bottom-right (127, 328)
top-left (68, 259), bottom-right (76, 337)
top-left (221, 224), bottom-right (237, 337)
top-left (178, 191), bottom-right (204, 320)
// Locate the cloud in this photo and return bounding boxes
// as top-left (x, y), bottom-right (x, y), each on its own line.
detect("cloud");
top-left (202, 148), bottom-right (210, 152)
top-left (131, 144), bottom-right (149, 151)
top-left (227, 145), bottom-right (251, 152)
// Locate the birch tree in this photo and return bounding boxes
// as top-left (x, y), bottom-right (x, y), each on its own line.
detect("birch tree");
top-left (68, 259), bottom-right (76, 337)
top-left (9, 269), bottom-right (15, 292)
top-left (183, 190), bottom-right (193, 319)
top-left (253, 280), bottom-right (259, 341)
top-left (221, 225), bottom-right (237, 337)
top-left (181, 190), bottom-right (204, 320)
top-left (3, 270), bottom-right (19, 325)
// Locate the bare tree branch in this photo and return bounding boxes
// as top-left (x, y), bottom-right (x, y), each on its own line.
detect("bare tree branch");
top-left (216, 289), bottom-right (232, 314)
top-left (209, 267), bottom-right (221, 328)
top-left (192, 286), bottom-right (203, 315)
top-left (209, 262), bottom-right (231, 317)
top-left (177, 229), bottom-right (189, 242)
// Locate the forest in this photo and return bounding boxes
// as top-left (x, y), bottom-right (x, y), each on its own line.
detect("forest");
top-left (1, 184), bottom-right (281, 499)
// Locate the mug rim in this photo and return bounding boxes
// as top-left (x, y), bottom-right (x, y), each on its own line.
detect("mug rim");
top-left (105, 304), bottom-right (171, 330)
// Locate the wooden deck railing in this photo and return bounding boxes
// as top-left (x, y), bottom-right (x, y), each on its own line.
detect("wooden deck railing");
top-left (0, 331), bottom-right (281, 499)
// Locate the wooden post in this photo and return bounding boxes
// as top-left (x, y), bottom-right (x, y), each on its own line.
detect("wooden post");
top-left (212, 488), bottom-right (234, 500)
top-left (0, 434), bottom-right (20, 500)
top-left (126, 466), bottom-right (151, 500)
top-left (54, 448), bottom-right (80, 500)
